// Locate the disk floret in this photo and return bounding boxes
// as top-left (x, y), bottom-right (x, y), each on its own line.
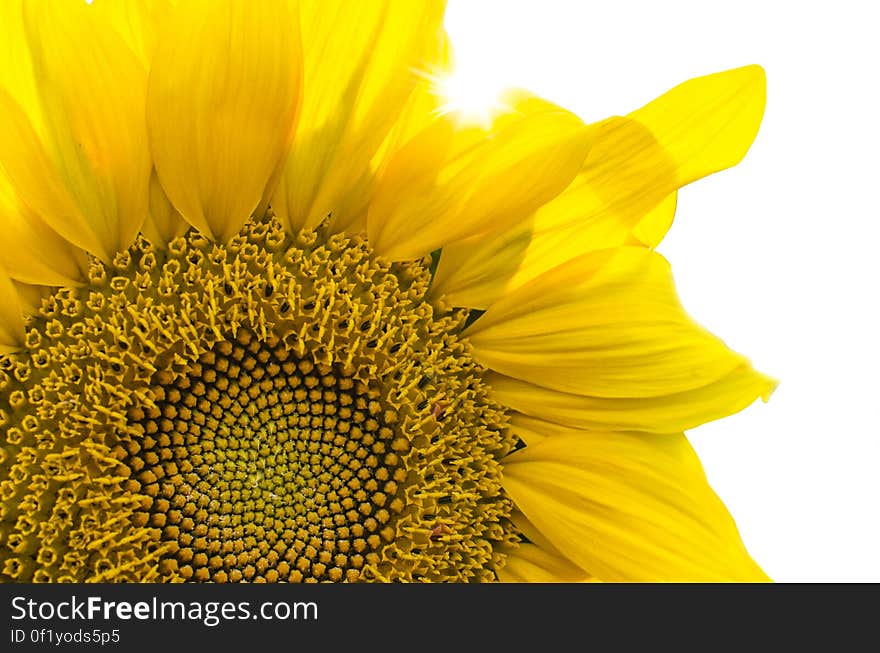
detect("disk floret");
top-left (0, 218), bottom-right (516, 582)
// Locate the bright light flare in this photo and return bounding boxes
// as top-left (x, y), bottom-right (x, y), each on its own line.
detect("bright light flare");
top-left (431, 67), bottom-right (510, 128)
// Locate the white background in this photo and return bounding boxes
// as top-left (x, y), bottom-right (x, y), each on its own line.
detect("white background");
top-left (445, 0), bottom-right (880, 581)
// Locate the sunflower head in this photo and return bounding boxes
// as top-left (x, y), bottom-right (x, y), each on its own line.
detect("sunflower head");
top-left (1, 0), bottom-right (773, 583)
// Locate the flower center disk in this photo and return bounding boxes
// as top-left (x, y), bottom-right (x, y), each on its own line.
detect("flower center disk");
top-left (0, 218), bottom-right (516, 583)
top-left (128, 335), bottom-right (403, 583)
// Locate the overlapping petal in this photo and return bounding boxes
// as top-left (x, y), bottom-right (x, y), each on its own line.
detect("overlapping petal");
top-left (633, 64), bottom-right (766, 186)
top-left (489, 365), bottom-right (775, 434)
top-left (630, 191), bottom-right (678, 248)
top-left (271, 0), bottom-right (448, 236)
top-left (147, 0), bottom-right (302, 242)
top-left (498, 544), bottom-right (593, 583)
top-left (501, 509), bottom-right (594, 582)
top-left (368, 92), bottom-right (594, 260)
top-left (91, 0), bottom-right (173, 66)
top-left (503, 431), bottom-right (769, 581)
top-left (0, 0), bottom-right (773, 585)
top-left (0, 0), bottom-right (41, 133)
top-left (92, 0), bottom-right (191, 247)
top-left (11, 280), bottom-right (50, 315)
top-left (468, 247), bottom-right (773, 399)
top-left (0, 0), bottom-right (152, 346)
top-left (0, 0), bottom-right (152, 262)
top-left (508, 412), bottom-right (587, 446)
top-left (430, 65), bottom-right (766, 309)
top-left (378, 30), bottom-right (453, 162)
top-left (0, 171), bottom-right (88, 286)
top-left (0, 265), bottom-right (25, 354)
top-left (141, 170), bottom-right (189, 247)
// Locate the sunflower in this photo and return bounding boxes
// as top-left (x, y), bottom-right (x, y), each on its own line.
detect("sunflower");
top-left (0, 0), bottom-right (774, 583)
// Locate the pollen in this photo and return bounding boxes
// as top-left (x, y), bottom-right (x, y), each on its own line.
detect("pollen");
top-left (0, 217), bottom-right (517, 582)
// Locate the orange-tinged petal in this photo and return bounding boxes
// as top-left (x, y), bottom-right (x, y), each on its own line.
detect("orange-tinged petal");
top-left (0, 89), bottom-right (102, 259)
top-left (18, 0), bottom-right (151, 260)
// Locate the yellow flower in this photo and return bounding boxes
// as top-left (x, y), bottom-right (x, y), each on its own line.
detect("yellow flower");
top-left (0, 0), bottom-right (773, 583)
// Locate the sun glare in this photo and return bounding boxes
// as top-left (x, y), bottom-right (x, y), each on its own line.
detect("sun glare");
top-left (432, 68), bottom-right (509, 128)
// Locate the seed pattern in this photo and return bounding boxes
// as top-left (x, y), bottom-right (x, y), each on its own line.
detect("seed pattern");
top-left (0, 217), bottom-right (517, 582)
top-left (127, 333), bottom-right (406, 582)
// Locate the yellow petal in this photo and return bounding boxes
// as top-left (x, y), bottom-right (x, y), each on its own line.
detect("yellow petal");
top-left (467, 247), bottom-right (766, 398)
top-left (14, 0), bottom-right (151, 260)
top-left (430, 116), bottom-right (676, 308)
top-left (142, 170), bottom-right (190, 247)
top-left (508, 413), bottom-right (587, 447)
top-left (272, 0), bottom-right (447, 235)
top-left (431, 65), bottom-right (765, 309)
top-left (632, 64), bottom-right (766, 186)
top-left (487, 366), bottom-right (775, 435)
top-left (503, 431), bottom-right (769, 582)
top-left (0, 264), bottom-right (25, 354)
top-left (498, 543), bottom-right (594, 583)
top-left (368, 92), bottom-right (594, 260)
top-left (148, 0), bottom-right (302, 242)
top-left (0, 89), bottom-right (95, 255)
top-left (377, 30), bottom-right (453, 166)
top-left (11, 280), bottom-right (51, 315)
top-left (0, 171), bottom-right (87, 286)
top-left (427, 228), bottom-right (530, 311)
top-left (315, 28), bottom-right (452, 238)
top-left (630, 191), bottom-right (678, 248)
top-left (91, 0), bottom-right (173, 66)
top-left (91, 0), bottom-right (187, 250)
top-left (509, 509), bottom-right (574, 562)
top-left (0, 0), bottom-right (41, 130)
